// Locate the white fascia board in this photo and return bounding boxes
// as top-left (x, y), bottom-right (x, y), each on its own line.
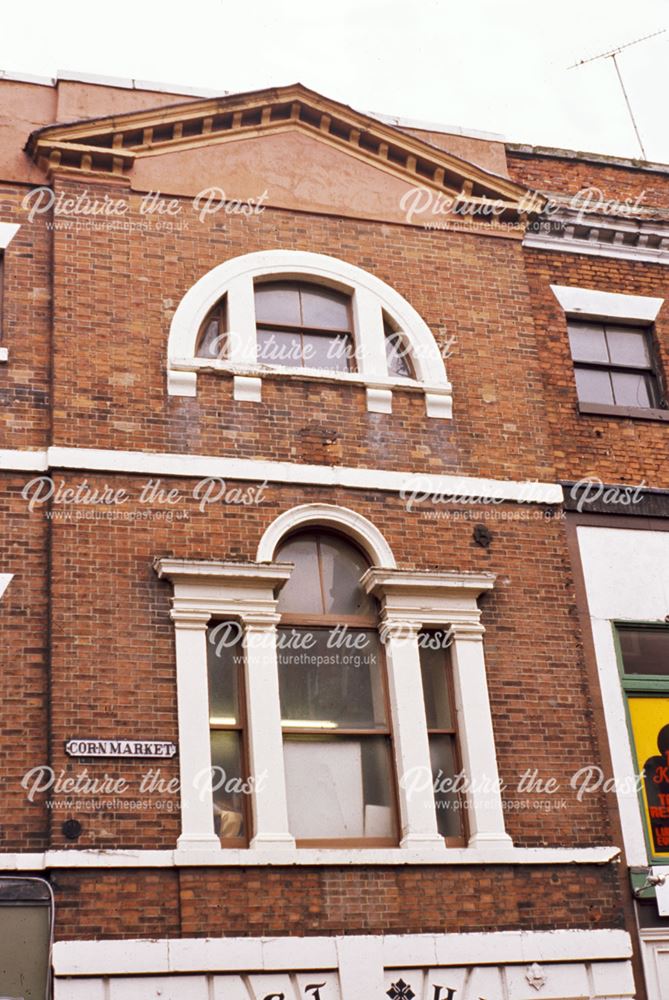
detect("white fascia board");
top-left (0, 449), bottom-right (48, 471)
top-left (551, 284), bottom-right (664, 322)
top-left (0, 845), bottom-right (620, 870)
top-left (52, 929), bottom-right (631, 976)
top-left (38, 446), bottom-right (562, 505)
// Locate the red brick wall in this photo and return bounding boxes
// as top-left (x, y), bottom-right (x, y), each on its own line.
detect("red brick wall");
top-left (521, 246), bottom-right (669, 486)
top-left (49, 864), bottom-right (622, 940)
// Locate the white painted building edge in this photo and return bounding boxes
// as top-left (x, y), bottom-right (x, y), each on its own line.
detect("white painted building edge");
top-left (0, 446), bottom-right (564, 504)
top-left (0, 574), bottom-right (13, 600)
top-left (551, 283), bottom-right (664, 321)
top-left (52, 929), bottom-right (632, 976)
top-left (0, 846), bottom-right (619, 869)
top-left (575, 526), bottom-right (669, 868)
top-left (0, 222), bottom-right (20, 249)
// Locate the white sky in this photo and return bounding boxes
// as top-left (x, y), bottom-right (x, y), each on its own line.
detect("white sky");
top-left (2, 0), bottom-right (669, 162)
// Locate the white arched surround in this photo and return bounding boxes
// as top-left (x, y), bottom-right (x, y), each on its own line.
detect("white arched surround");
top-left (167, 250), bottom-right (452, 418)
top-left (256, 503), bottom-right (397, 568)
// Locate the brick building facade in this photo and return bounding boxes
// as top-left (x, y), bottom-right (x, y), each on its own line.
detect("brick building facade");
top-left (0, 71), bottom-right (668, 998)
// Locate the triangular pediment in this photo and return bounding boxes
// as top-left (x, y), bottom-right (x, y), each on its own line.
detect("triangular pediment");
top-left (26, 83), bottom-right (543, 224)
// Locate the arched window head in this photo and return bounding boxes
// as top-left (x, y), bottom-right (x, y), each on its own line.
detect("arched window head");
top-left (273, 528), bottom-right (396, 846)
top-left (276, 530), bottom-right (376, 618)
top-left (168, 250), bottom-right (452, 417)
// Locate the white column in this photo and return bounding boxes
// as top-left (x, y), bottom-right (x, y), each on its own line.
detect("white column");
top-left (383, 619), bottom-right (445, 848)
top-left (172, 610), bottom-right (220, 850)
top-left (450, 624), bottom-right (512, 848)
top-left (243, 617), bottom-right (295, 850)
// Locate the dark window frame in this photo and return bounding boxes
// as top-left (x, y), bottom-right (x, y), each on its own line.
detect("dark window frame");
top-left (254, 280), bottom-right (355, 373)
top-left (568, 318), bottom-right (665, 412)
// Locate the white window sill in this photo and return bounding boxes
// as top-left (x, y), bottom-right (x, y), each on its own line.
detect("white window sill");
top-left (0, 347), bottom-right (8, 363)
top-left (0, 845), bottom-right (620, 869)
top-left (168, 358), bottom-right (453, 418)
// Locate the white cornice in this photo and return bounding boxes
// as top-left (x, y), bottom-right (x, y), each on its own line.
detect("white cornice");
top-left (0, 447), bottom-right (564, 505)
top-left (0, 845), bottom-right (620, 870)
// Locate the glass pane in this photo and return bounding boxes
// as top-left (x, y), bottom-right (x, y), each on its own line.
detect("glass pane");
top-left (620, 628), bottom-right (669, 676)
top-left (419, 635), bottom-right (453, 729)
top-left (301, 286), bottom-right (351, 330)
top-left (254, 283), bottom-right (301, 325)
top-left (283, 735), bottom-right (394, 840)
top-left (278, 628), bottom-right (386, 729)
top-left (196, 300), bottom-right (226, 359)
top-left (276, 536), bottom-right (323, 615)
top-left (302, 333), bottom-right (351, 371)
top-left (206, 621), bottom-right (243, 724)
top-left (257, 328), bottom-right (302, 367)
top-left (568, 323), bottom-right (608, 363)
top-left (430, 735), bottom-right (464, 839)
top-left (385, 329), bottom-right (413, 378)
top-left (606, 326), bottom-right (651, 367)
top-left (210, 730), bottom-right (246, 841)
top-left (318, 534), bottom-right (374, 617)
top-left (574, 366), bottom-right (614, 404)
top-left (612, 371), bottom-right (653, 408)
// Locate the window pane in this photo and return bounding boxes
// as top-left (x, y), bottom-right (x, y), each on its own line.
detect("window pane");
top-left (278, 628), bottom-right (386, 729)
top-left (257, 328), bottom-right (302, 367)
top-left (254, 283), bottom-right (301, 325)
top-left (606, 326), bottom-right (651, 367)
top-left (301, 286), bottom-right (350, 330)
top-left (419, 635), bottom-right (453, 729)
top-left (620, 628), bottom-right (669, 676)
top-left (568, 323), bottom-right (608, 363)
top-left (318, 534), bottom-right (375, 617)
top-left (430, 735), bottom-right (464, 839)
top-left (206, 622), bottom-right (242, 723)
top-left (210, 730), bottom-right (246, 841)
top-left (385, 329), bottom-right (413, 378)
top-left (283, 735), bottom-right (394, 840)
top-left (574, 367), bottom-right (614, 404)
top-left (196, 299), bottom-right (226, 359)
top-left (302, 333), bottom-right (351, 371)
top-left (611, 371), bottom-right (653, 408)
top-left (276, 536), bottom-right (323, 615)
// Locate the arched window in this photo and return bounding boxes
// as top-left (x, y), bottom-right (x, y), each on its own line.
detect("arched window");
top-left (168, 250), bottom-right (452, 417)
top-left (274, 529), bottom-right (397, 846)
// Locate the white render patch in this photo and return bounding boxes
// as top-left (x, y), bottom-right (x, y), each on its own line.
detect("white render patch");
top-left (52, 932), bottom-right (634, 1000)
top-left (0, 446), bottom-right (563, 506)
top-left (551, 284), bottom-right (664, 322)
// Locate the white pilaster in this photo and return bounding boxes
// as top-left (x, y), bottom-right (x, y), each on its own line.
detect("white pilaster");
top-left (172, 610), bottom-right (220, 850)
top-left (450, 624), bottom-right (512, 848)
top-left (352, 285), bottom-right (387, 377)
top-left (383, 619), bottom-right (444, 848)
top-left (226, 273), bottom-right (257, 366)
top-left (243, 619), bottom-right (295, 850)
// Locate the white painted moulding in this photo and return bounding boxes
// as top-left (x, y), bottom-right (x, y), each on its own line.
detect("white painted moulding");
top-left (0, 446), bottom-right (564, 505)
top-left (551, 284), bottom-right (664, 321)
top-left (51, 929), bottom-right (632, 976)
top-left (0, 845), bottom-right (620, 869)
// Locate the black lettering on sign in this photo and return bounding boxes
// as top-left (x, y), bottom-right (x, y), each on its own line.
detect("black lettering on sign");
top-left (262, 994), bottom-right (285, 1000)
top-left (305, 984), bottom-right (327, 1000)
top-left (433, 988), bottom-right (457, 1000)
